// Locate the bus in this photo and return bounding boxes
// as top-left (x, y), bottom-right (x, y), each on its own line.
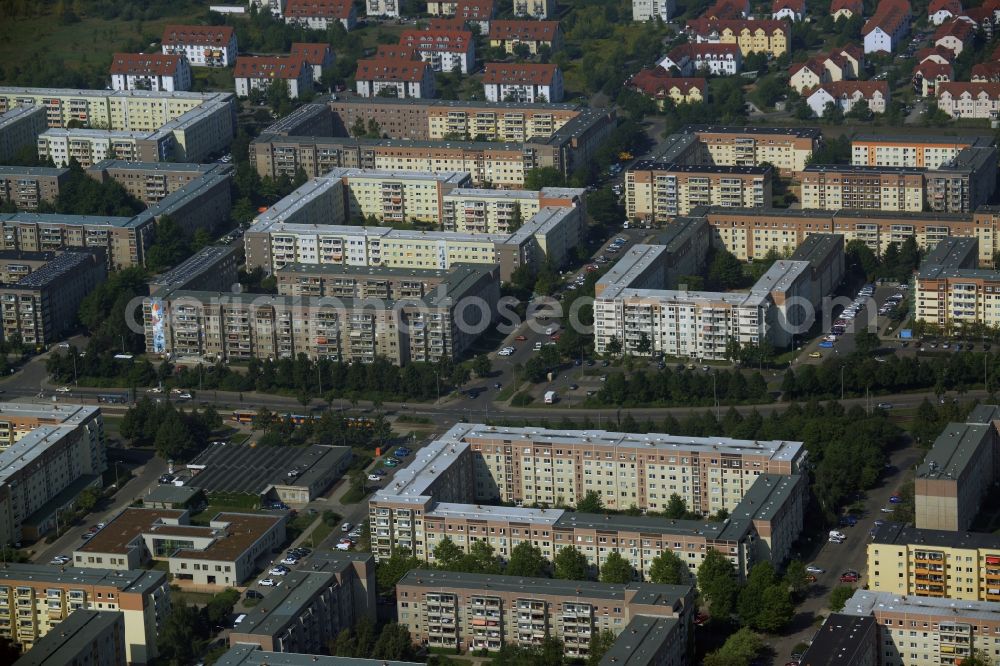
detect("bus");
top-left (232, 410), bottom-right (256, 424)
top-left (97, 394), bottom-right (129, 404)
top-left (231, 411), bottom-right (320, 426)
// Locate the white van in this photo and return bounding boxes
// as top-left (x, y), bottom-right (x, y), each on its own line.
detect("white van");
top-left (233, 614), bottom-right (247, 627)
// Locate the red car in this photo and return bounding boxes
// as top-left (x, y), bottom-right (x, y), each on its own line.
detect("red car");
top-left (840, 573), bottom-right (859, 583)
top-left (515, 335), bottom-right (527, 341)
top-left (805, 574), bottom-right (817, 583)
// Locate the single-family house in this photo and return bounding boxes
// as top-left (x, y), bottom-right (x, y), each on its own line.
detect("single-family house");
top-left (627, 68), bottom-right (707, 107)
top-left (928, 0), bottom-right (962, 24)
top-left (831, 0), bottom-right (863, 20)
top-left (934, 18), bottom-right (975, 56)
top-left (772, 0), bottom-right (806, 21)
top-left (912, 60), bottom-right (953, 96)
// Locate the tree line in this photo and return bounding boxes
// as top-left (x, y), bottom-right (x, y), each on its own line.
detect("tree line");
top-left (590, 366), bottom-right (771, 407)
top-left (120, 398), bottom-right (222, 461)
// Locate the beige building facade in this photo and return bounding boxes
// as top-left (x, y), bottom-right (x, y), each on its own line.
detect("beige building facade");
top-left (625, 160), bottom-right (772, 221)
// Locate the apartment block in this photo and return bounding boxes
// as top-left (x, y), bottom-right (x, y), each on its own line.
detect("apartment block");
top-left (13, 609), bottom-right (125, 666)
top-left (441, 186), bottom-right (584, 233)
top-left (626, 161), bottom-right (772, 221)
top-left (685, 17), bottom-right (790, 57)
top-left (488, 20), bottom-right (563, 54)
top-left (396, 570), bottom-right (693, 661)
top-left (0, 250), bottom-right (106, 346)
top-left (698, 206), bottom-right (1000, 264)
top-left (228, 551), bottom-right (377, 653)
top-left (924, 145), bottom-right (998, 213)
top-left (284, 0), bottom-right (358, 31)
top-left (633, 0), bottom-right (677, 21)
top-left (144, 264), bottom-right (500, 364)
top-left (683, 125), bottom-right (820, 173)
top-left (842, 590), bottom-right (1000, 666)
top-left (868, 522), bottom-right (1000, 602)
top-left (217, 646), bottom-right (421, 666)
top-left (369, 423), bottom-right (807, 567)
top-left (366, 0), bottom-right (400, 15)
top-left (0, 167), bottom-right (69, 211)
top-left (0, 106), bottom-right (47, 162)
top-left (289, 43), bottom-right (335, 82)
top-left (0, 251), bottom-right (59, 283)
top-left (148, 244), bottom-right (240, 295)
top-left (0, 565), bottom-right (168, 664)
top-left (109, 53), bottom-right (192, 92)
top-left (0, 212), bottom-right (152, 269)
top-left (915, 237), bottom-right (1000, 332)
top-left (0, 403), bottom-right (106, 544)
top-left (788, 233), bottom-right (846, 306)
top-left (85, 160), bottom-right (229, 205)
top-left (73, 507), bottom-right (286, 588)
top-left (400, 29), bottom-right (476, 74)
top-left (799, 165), bottom-right (925, 212)
top-left (915, 405), bottom-right (1000, 531)
top-left (263, 102), bottom-right (334, 138)
top-left (851, 134), bottom-right (994, 169)
top-left (244, 182), bottom-right (584, 280)
top-left (936, 82), bottom-right (1000, 118)
top-left (160, 25), bottom-right (237, 67)
top-left (235, 56), bottom-right (313, 99)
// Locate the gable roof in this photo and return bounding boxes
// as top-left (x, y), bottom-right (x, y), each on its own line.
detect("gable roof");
top-left (482, 62), bottom-right (560, 85)
top-left (862, 0), bottom-right (911, 34)
top-left (668, 42), bottom-right (743, 60)
top-left (705, 0), bottom-right (749, 19)
top-left (937, 81), bottom-right (1000, 97)
top-left (789, 57), bottom-right (825, 76)
top-left (355, 58), bottom-right (432, 82)
top-left (428, 17), bottom-right (467, 30)
top-left (917, 45), bottom-right (956, 63)
top-left (686, 17), bottom-right (790, 36)
top-left (913, 60), bottom-right (954, 79)
top-left (808, 80), bottom-right (889, 98)
top-left (628, 68), bottom-right (707, 98)
top-left (972, 61), bottom-right (1000, 80)
top-left (934, 18), bottom-right (974, 42)
top-left (455, 0), bottom-right (495, 19)
top-left (772, 0), bottom-right (806, 13)
top-left (234, 56), bottom-right (307, 80)
top-left (488, 20), bottom-right (560, 42)
top-left (831, 0), bottom-right (863, 14)
top-left (374, 44), bottom-right (420, 60)
top-left (290, 43), bottom-right (332, 65)
top-left (928, 0), bottom-right (961, 14)
top-left (161, 25), bottom-right (234, 46)
top-left (400, 29), bottom-right (474, 52)
top-left (110, 53), bottom-right (185, 76)
top-left (284, 0), bottom-right (354, 19)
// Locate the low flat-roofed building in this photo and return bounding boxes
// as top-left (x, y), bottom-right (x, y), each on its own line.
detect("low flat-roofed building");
top-left (396, 569), bottom-right (693, 660)
top-left (73, 507), bottom-right (286, 588)
top-left (229, 551), bottom-right (376, 653)
top-left (0, 403), bottom-right (106, 544)
top-left (797, 613), bottom-right (877, 666)
top-left (186, 443), bottom-right (352, 504)
top-left (0, 564), bottom-right (168, 663)
top-left (841, 589), bottom-right (1000, 666)
top-left (0, 106), bottom-right (47, 162)
top-left (13, 609), bottom-right (125, 666)
top-left (216, 644), bottom-right (423, 666)
top-left (0, 250), bottom-right (106, 346)
top-left (0, 166), bottom-right (69, 211)
top-left (868, 522), bottom-right (1000, 601)
top-left (140, 484), bottom-right (204, 510)
top-left (148, 245), bottom-right (240, 295)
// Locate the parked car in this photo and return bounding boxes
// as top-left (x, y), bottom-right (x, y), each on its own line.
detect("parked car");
top-left (268, 566), bottom-right (289, 576)
top-left (49, 555), bottom-right (71, 566)
top-left (368, 474), bottom-right (382, 481)
top-left (258, 578), bottom-right (276, 587)
top-left (805, 564), bottom-right (825, 574)
top-left (341, 522), bottom-right (353, 532)
top-left (840, 572), bottom-right (859, 583)
top-left (889, 495), bottom-right (902, 503)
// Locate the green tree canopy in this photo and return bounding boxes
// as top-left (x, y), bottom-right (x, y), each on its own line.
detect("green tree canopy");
top-left (648, 550), bottom-right (687, 585)
top-left (506, 542), bottom-right (548, 578)
top-left (554, 546), bottom-right (590, 581)
top-left (599, 551), bottom-right (634, 584)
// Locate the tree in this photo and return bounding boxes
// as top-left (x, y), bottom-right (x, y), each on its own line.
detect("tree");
top-left (506, 542), bottom-right (548, 577)
top-left (472, 354), bottom-right (492, 378)
top-left (755, 584), bottom-right (794, 632)
top-left (523, 167), bottom-right (566, 190)
top-left (854, 328), bottom-right (880, 356)
top-left (432, 536), bottom-right (464, 570)
top-left (203, 589), bottom-right (240, 628)
top-left (553, 545), bottom-right (590, 581)
top-left (697, 548), bottom-right (738, 620)
top-left (648, 550), bottom-right (687, 585)
top-left (156, 599), bottom-right (205, 664)
top-left (465, 540), bottom-right (503, 574)
top-left (708, 249), bottom-right (746, 289)
top-left (783, 560), bottom-right (809, 597)
top-left (703, 628), bottom-right (763, 666)
top-left (738, 562), bottom-right (777, 628)
top-left (599, 551), bottom-right (634, 583)
top-left (75, 487), bottom-right (99, 512)
top-left (662, 493), bottom-right (689, 519)
top-left (606, 336), bottom-right (623, 357)
top-left (372, 623), bottom-right (415, 660)
top-left (376, 547), bottom-right (421, 593)
top-left (587, 629), bottom-right (617, 666)
top-left (508, 203), bottom-right (524, 233)
top-left (576, 490), bottom-right (604, 513)
top-left (829, 585), bottom-right (855, 611)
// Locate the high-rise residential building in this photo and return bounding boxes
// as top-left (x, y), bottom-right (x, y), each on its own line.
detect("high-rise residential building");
top-left (0, 565), bottom-right (168, 663)
top-left (0, 403), bottom-right (106, 544)
top-left (852, 134), bottom-right (994, 169)
top-left (396, 570), bottom-right (694, 661)
top-left (625, 161), bottom-right (772, 221)
top-left (0, 166), bottom-right (69, 210)
top-left (915, 237), bottom-right (1000, 332)
top-left (0, 106), bottom-right (47, 162)
top-left (868, 522), bottom-right (1000, 602)
top-left (799, 165), bottom-right (926, 212)
top-left (633, 0), bottom-right (677, 21)
top-left (13, 610), bottom-right (126, 666)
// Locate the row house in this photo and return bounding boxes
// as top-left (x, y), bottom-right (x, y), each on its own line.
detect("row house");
top-left (234, 56), bottom-right (313, 99)
top-left (862, 0), bottom-right (911, 53)
top-left (685, 18), bottom-right (790, 57)
top-left (284, 0), bottom-right (357, 30)
top-left (912, 60), bottom-right (953, 97)
top-left (160, 25), bottom-right (236, 67)
top-left (400, 29), bottom-right (476, 74)
top-left (972, 60), bottom-right (1000, 82)
top-left (488, 20), bottom-right (562, 54)
top-left (788, 46), bottom-right (863, 93)
top-left (627, 68), bottom-right (706, 108)
top-left (482, 63), bottom-right (563, 103)
top-left (355, 48), bottom-right (436, 99)
top-left (936, 81), bottom-right (1000, 118)
top-left (805, 81), bottom-right (889, 117)
top-left (109, 53), bottom-right (192, 92)
top-left (659, 42), bottom-right (742, 76)
top-left (831, 0), bottom-right (863, 20)
top-left (290, 42), bottom-right (335, 82)
top-left (934, 17), bottom-right (975, 56)
top-left (771, 0), bottom-right (806, 21)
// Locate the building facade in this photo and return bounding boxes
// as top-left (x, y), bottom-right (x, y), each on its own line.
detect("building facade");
top-left (626, 160), bottom-right (772, 220)
top-left (160, 25), bottom-right (236, 67)
top-left (235, 56), bottom-right (313, 99)
top-left (109, 53), bottom-right (192, 92)
top-left (799, 165), bottom-right (926, 212)
top-left (12, 609), bottom-right (126, 666)
top-left (0, 166), bottom-right (69, 211)
top-left (0, 106), bottom-right (48, 162)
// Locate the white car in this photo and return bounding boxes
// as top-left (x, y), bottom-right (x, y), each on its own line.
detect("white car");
top-left (368, 474), bottom-right (382, 481)
top-left (545, 326), bottom-right (556, 335)
top-left (147, 387), bottom-right (162, 393)
top-left (280, 557), bottom-right (299, 566)
top-left (268, 567), bottom-right (289, 576)
top-left (533, 342), bottom-right (542, 351)
top-left (335, 542), bottom-right (350, 551)
top-left (49, 556), bottom-right (71, 566)
top-left (349, 529), bottom-right (362, 538)
top-left (259, 578), bottom-right (276, 587)
top-left (177, 393), bottom-right (192, 400)
top-left (805, 564), bottom-right (825, 574)
top-left (341, 522), bottom-right (353, 532)
top-left (55, 387), bottom-right (71, 393)
top-left (170, 388), bottom-right (183, 394)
